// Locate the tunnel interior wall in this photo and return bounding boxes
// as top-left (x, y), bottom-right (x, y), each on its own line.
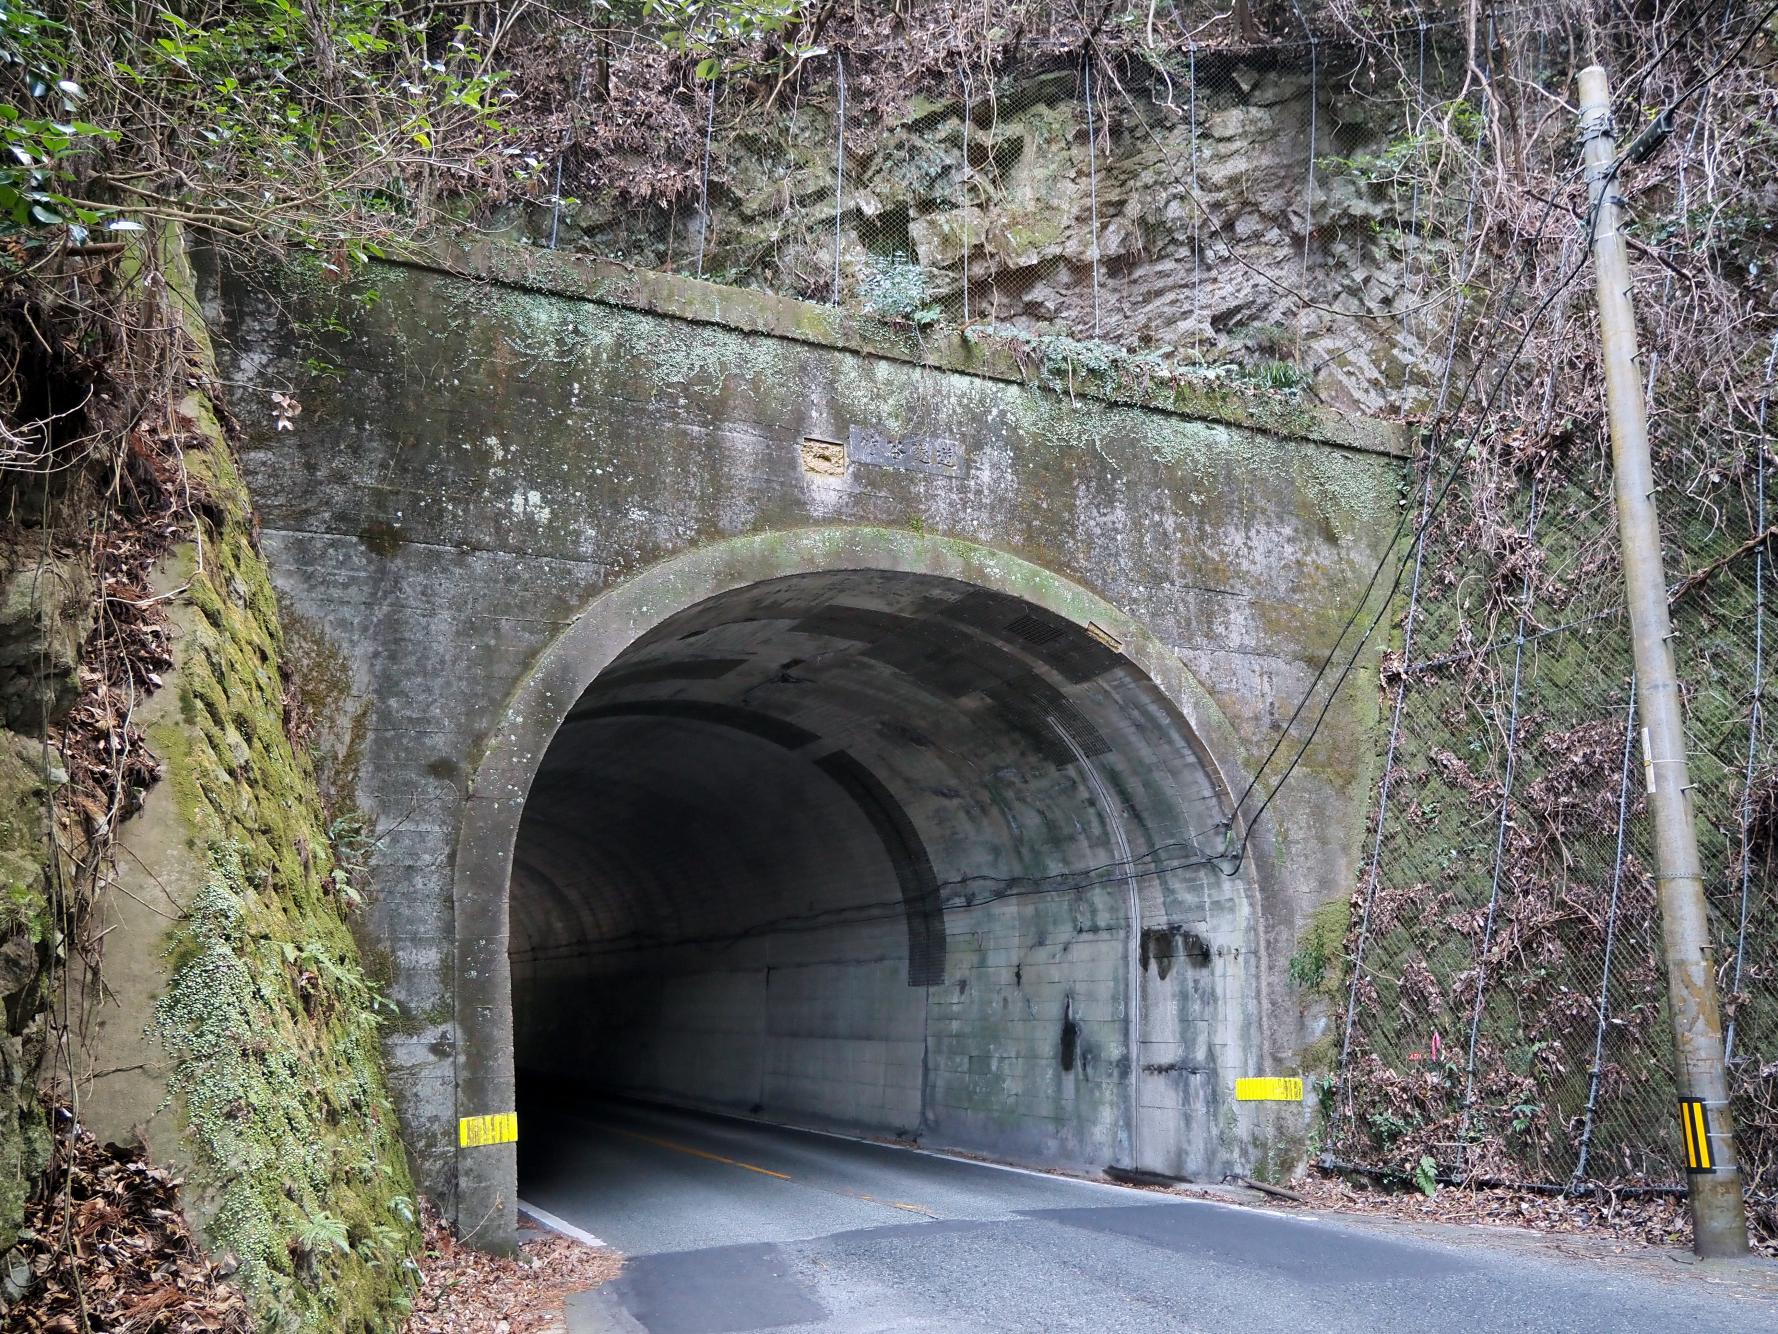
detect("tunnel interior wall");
top-left (507, 571), bottom-right (1257, 1177)
top-left (512, 725), bottom-right (928, 1136)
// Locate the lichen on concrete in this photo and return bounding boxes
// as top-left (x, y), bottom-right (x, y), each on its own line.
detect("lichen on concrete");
top-left (131, 236), bottom-right (420, 1331)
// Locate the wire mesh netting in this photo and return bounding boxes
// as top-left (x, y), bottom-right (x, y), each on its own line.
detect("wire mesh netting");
top-left (537, 23), bottom-right (1505, 417)
top-left (1333, 386), bottom-right (1778, 1223)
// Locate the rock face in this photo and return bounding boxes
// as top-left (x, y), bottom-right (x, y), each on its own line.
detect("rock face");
top-left (0, 555), bottom-right (92, 735)
top-left (0, 553), bottom-right (83, 1254)
top-left (546, 57), bottom-right (1432, 417)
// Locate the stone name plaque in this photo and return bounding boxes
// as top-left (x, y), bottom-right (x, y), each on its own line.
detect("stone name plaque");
top-left (848, 424), bottom-right (964, 476)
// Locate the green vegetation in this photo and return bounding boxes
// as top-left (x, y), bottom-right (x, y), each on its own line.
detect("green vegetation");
top-left (0, 0), bottom-right (838, 255)
top-left (156, 845), bottom-right (417, 1330)
top-left (2, 0), bottom-right (531, 252)
top-left (128, 241), bottom-right (419, 1329)
top-left (858, 255), bottom-right (942, 327)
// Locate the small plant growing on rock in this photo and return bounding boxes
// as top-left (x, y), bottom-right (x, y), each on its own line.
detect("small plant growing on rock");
top-left (857, 256), bottom-right (941, 328)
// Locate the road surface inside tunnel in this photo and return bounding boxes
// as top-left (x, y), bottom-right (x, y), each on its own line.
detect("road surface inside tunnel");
top-left (521, 1100), bottom-right (1774, 1334)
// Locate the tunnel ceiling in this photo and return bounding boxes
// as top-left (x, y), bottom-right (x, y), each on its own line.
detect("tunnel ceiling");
top-left (511, 570), bottom-right (1231, 973)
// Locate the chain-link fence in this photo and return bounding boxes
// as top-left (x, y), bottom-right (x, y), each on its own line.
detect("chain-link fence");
top-left (1331, 370), bottom-right (1778, 1229)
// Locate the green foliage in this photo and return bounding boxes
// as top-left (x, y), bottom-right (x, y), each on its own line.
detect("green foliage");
top-left (1367, 1108), bottom-right (1411, 1148)
top-left (1252, 359), bottom-right (1307, 392)
top-left (857, 254), bottom-right (940, 326)
top-left (155, 844), bottom-right (418, 1331)
top-left (1413, 1154), bottom-right (1439, 1197)
top-left (971, 321), bottom-right (1308, 405)
top-left (1288, 939), bottom-right (1328, 991)
top-left (0, 0), bottom-right (835, 254)
top-left (294, 1211), bottom-right (351, 1257)
top-left (0, 1), bottom-right (120, 235)
top-left (1289, 899), bottom-right (1352, 1002)
top-left (1317, 97), bottom-right (1485, 191)
top-left (1, 0), bottom-right (536, 252)
top-left (646, 0), bottom-right (814, 79)
top-left (324, 812), bottom-right (377, 911)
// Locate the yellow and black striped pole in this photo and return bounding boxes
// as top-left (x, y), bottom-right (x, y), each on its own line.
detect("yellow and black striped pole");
top-left (1679, 1098), bottom-right (1716, 1175)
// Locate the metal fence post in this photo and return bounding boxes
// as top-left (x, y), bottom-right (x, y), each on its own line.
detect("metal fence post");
top-left (1336, 435), bottom-right (1440, 1130)
top-left (833, 51), bottom-right (846, 305)
top-left (1084, 59), bottom-right (1101, 338)
top-left (1727, 332), bottom-right (1778, 1065)
top-left (960, 62), bottom-right (972, 326)
top-left (1187, 42), bottom-right (1200, 342)
top-left (696, 77), bottom-right (717, 278)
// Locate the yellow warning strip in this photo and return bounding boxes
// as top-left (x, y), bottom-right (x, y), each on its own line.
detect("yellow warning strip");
top-left (608, 1126), bottom-right (792, 1180)
top-left (1692, 1101), bottom-right (1712, 1170)
top-left (1680, 1101), bottom-right (1697, 1167)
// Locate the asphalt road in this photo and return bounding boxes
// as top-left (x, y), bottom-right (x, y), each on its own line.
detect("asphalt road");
top-left (519, 1100), bottom-right (1774, 1333)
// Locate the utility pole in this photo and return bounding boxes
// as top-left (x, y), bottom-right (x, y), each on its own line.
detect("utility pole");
top-left (1578, 64), bottom-right (1749, 1260)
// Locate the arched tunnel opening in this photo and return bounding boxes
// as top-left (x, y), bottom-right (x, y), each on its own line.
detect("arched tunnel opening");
top-left (508, 569), bottom-right (1258, 1193)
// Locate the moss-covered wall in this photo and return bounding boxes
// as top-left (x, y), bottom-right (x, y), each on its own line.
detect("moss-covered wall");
top-left (74, 234), bottom-right (420, 1331)
top-left (199, 234), bottom-right (1407, 1230)
top-left (0, 731), bottom-right (52, 1250)
top-left (0, 541), bottom-right (95, 1250)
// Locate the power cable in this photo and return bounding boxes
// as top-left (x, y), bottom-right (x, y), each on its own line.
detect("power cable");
top-left (517, 8), bottom-right (1773, 957)
top-left (1618, 0), bottom-right (1778, 164)
top-left (1234, 242), bottom-right (1597, 852)
top-left (512, 814), bottom-right (1247, 965)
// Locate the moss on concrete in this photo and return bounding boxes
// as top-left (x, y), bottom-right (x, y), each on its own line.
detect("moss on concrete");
top-left (0, 737), bottom-right (49, 946)
top-left (399, 236), bottom-right (1408, 459)
top-left (154, 845), bottom-right (416, 1330)
top-left (142, 235), bottom-right (419, 1331)
top-left (0, 733), bottom-right (51, 1249)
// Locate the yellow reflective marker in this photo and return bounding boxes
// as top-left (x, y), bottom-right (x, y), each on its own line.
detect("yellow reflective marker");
top-left (459, 1111), bottom-right (518, 1148)
top-left (1679, 1098), bottom-right (1713, 1173)
top-left (1235, 1077), bottom-right (1304, 1102)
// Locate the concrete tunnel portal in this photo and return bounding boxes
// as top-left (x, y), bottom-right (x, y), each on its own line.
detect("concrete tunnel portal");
top-left (506, 567), bottom-right (1263, 1186)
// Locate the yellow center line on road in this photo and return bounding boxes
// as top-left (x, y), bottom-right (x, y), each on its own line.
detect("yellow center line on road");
top-left (834, 1190), bottom-right (940, 1219)
top-left (607, 1125), bottom-right (792, 1180)
top-left (603, 1122), bottom-right (941, 1218)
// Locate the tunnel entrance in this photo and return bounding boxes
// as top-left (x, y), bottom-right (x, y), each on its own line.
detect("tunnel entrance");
top-left (507, 568), bottom-right (1257, 1183)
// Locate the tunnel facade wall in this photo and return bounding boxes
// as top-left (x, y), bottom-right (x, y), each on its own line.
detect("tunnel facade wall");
top-left (199, 245), bottom-right (1406, 1239)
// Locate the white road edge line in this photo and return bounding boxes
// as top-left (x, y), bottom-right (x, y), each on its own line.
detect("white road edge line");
top-left (701, 1106), bottom-right (1322, 1221)
top-left (517, 1198), bottom-right (609, 1249)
